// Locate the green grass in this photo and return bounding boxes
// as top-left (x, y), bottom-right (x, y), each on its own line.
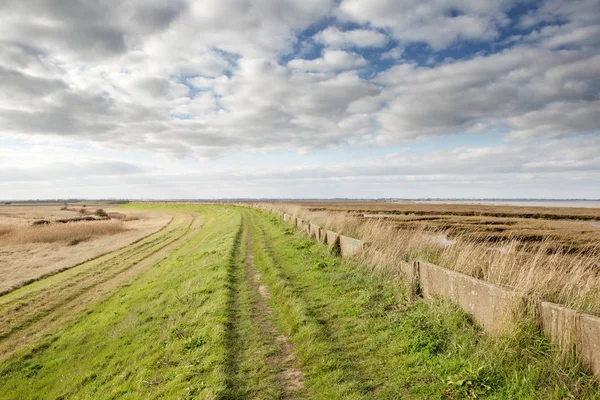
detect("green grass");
top-left (0, 205), bottom-right (239, 399)
top-left (0, 211), bottom-right (194, 340)
top-left (246, 209), bottom-right (599, 399)
top-left (221, 210), bottom-right (281, 399)
top-left (0, 204), bottom-right (597, 399)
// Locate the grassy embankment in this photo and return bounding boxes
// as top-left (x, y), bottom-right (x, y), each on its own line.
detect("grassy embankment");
top-left (0, 209), bottom-right (197, 357)
top-left (0, 205), bottom-right (234, 398)
top-left (268, 202), bottom-right (600, 315)
top-left (0, 204), bottom-right (597, 398)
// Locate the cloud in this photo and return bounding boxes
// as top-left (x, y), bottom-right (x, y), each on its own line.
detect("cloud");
top-left (214, 136), bottom-right (600, 180)
top-left (0, 160), bottom-right (144, 183)
top-left (0, 0), bottom-right (598, 200)
top-left (0, 0), bottom-right (597, 156)
top-left (178, 58), bottom-right (380, 154)
top-left (287, 50), bottom-right (369, 72)
top-left (0, 1), bottom-right (188, 61)
top-left (313, 27), bottom-right (389, 49)
top-left (505, 100), bottom-right (600, 141)
top-left (3, 135), bottom-right (598, 199)
top-left (374, 46), bottom-right (600, 141)
top-left (337, 0), bottom-right (513, 49)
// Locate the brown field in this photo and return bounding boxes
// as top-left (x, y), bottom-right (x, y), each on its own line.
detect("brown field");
top-left (0, 220), bottom-right (128, 246)
top-left (0, 204), bottom-right (171, 294)
top-left (265, 201), bottom-right (600, 315)
top-left (299, 201), bottom-right (600, 219)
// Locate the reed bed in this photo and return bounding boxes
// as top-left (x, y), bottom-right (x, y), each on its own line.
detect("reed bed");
top-left (0, 220), bottom-right (127, 246)
top-left (266, 203), bottom-right (600, 315)
top-left (0, 226), bottom-right (14, 237)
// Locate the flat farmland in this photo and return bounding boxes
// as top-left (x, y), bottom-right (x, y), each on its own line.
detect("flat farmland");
top-left (0, 204), bottom-right (598, 399)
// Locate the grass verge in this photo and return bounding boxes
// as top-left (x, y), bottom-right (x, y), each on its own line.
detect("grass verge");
top-left (248, 208), bottom-right (599, 399)
top-left (267, 203), bottom-right (600, 315)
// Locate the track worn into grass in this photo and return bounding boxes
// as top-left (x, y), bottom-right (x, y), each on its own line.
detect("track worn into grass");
top-left (0, 211), bottom-right (201, 361)
top-left (223, 211), bottom-right (305, 399)
top-left (0, 205), bottom-right (598, 399)
top-left (0, 205), bottom-right (237, 399)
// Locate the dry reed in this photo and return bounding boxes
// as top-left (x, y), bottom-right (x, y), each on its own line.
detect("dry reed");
top-left (0, 221), bottom-right (127, 246)
top-left (0, 226), bottom-right (14, 236)
top-left (266, 203), bottom-right (600, 315)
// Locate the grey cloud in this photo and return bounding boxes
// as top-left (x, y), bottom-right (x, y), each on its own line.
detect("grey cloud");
top-left (0, 160), bottom-right (144, 182)
top-left (374, 47), bottom-right (600, 141)
top-left (506, 100), bottom-right (600, 141)
top-left (0, 0), bottom-right (189, 60)
top-left (0, 109), bottom-right (117, 136)
top-left (0, 66), bottom-right (67, 96)
top-left (131, 1), bottom-right (189, 33)
top-left (0, 0), bottom-right (597, 160)
top-left (0, 41), bottom-right (46, 69)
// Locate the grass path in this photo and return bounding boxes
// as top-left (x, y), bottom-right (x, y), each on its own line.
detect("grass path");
top-left (0, 204), bottom-right (597, 399)
top-left (223, 211), bottom-right (306, 399)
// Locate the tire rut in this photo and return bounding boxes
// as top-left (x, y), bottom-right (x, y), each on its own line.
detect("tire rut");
top-left (252, 214), bottom-right (369, 395)
top-left (0, 212), bottom-right (203, 361)
top-left (244, 214), bottom-right (304, 397)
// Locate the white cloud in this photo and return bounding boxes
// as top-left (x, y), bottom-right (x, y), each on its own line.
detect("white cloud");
top-left (0, 0), bottom-right (598, 198)
top-left (380, 46), bottom-right (405, 60)
top-left (314, 27), bottom-right (389, 49)
top-left (337, 0), bottom-right (513, 49)
top-left (2, 136), bottom-right (598, 199)
top-left (287, 50), bottom-right (369, 72)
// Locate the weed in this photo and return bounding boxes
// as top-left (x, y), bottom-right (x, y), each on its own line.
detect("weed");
top-left (444, 364), bottom-right (494, 399)
top-left (94, 209), bottom-right (108, 218)
top-left (182, 336), bottom-right (207, 351)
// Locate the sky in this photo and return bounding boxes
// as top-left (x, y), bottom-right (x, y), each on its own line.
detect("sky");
top-left (0, 0), bottom-right (599, 200)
